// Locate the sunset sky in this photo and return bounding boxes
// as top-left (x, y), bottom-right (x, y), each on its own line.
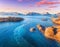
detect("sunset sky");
top-left (0, 0), bottom-right (60, 14)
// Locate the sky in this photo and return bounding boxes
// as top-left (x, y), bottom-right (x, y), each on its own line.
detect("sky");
top-left (0, 0), bottom-right (60, 14)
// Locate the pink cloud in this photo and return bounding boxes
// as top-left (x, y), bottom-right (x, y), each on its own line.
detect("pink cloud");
top-left (36, 1), bottom-right (60, 6)
top-left (48, 6), bottom-right (57, 8)
top-left (45, 9), bottom-right (51, 10)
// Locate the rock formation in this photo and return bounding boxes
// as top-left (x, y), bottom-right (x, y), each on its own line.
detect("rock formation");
top-left (36, 20), bottom-right (60, 43)
top-left (30, 27), bottom-right (35, 32)
top-left (0, 16), bottom-right (24, 22)
top-left (51, 17), bottom-right (60, 25)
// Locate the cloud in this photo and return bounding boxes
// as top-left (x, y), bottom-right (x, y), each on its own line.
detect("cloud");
top-left (18, 0), bottom-right (35, 2)
top-left (36, 1), bottom-right (60, 6)
top-left (45, 9), bottom-right (51, 10)
top-left (48, 6), bottom-right (57, 8)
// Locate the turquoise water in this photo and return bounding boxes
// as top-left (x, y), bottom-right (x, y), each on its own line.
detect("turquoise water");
top-left (0, 16), bottom-right (59, 47)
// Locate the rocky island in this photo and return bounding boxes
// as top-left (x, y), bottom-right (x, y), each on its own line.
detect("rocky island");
top-left (0, 16), bottom-right (24, 22)
top-left (36, 17), bottom-right (60, 43)
top-left (29, 16), bottom-right (60, 43)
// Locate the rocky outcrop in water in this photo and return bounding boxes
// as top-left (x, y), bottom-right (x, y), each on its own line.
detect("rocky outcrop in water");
top-left (51, 17), bottom-right (60, 25)
top-left (30, 27), bottom-right (36, 32)
top-left (0, 17), bottom-right (24, 22)
top-left (36, 23), bottom-right (60, 43)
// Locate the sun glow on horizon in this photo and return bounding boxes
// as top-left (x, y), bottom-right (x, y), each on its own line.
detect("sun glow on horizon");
top-left (0, 7), bottom-right (60, 14)
top-left (0, 0), bottom-right (60, 14)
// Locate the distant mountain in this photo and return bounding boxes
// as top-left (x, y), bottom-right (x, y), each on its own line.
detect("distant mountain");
top-left (43, 12), bottom-right (51, 16)
top-left (17, 13), bottom-right (24, 16)
top-left (43, 12), bottom-right (57, 17)
top-left (26, 12), bottom-right (57, 17)
top-left (26, 12), bottom-right (41, 16)
top-left (0, 12), bottom-right (58, 17)
top-left (0, 12), bottom-right (24, 16)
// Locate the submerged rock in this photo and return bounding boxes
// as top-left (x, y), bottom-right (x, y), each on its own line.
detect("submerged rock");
top-left (30, 27), bottom-right (36, 32)
top-left (0, 16), bottom-right (24, 22)
top-left (41, 18), bottom-right (48, 21)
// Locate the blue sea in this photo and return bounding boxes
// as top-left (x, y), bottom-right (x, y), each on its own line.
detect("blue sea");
top-left (0, 16), bottom-right (60, 47)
